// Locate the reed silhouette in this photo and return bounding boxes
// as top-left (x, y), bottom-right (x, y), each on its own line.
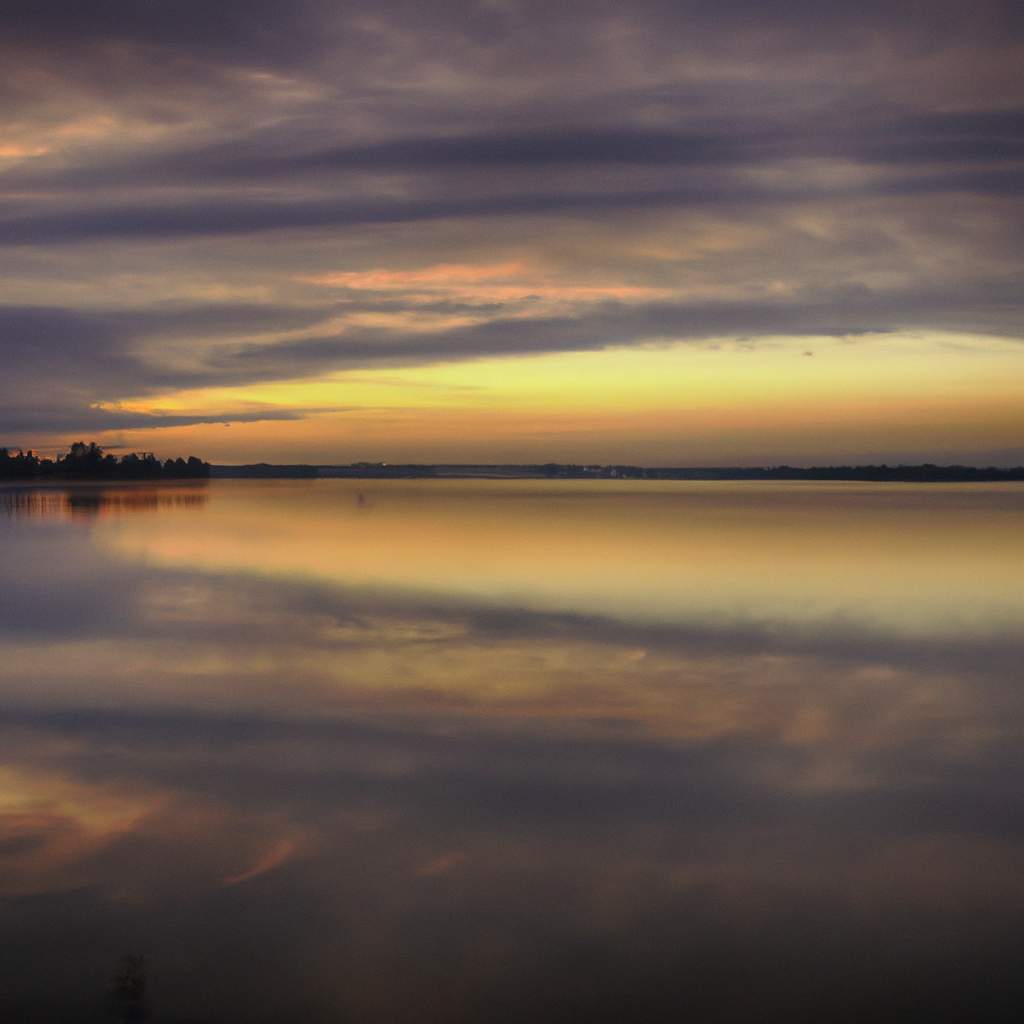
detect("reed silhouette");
top-left (108, 954), bottom-right (148, 1024)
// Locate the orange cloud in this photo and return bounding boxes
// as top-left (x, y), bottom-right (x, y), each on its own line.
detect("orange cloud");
top-left (307, 262), bottom-right (529, 288)
top-left (416, 850), bottom-right (468, 877)
top-left (301, 262), bottom-right (672, 304)
top-left (223, 836), bottom-right (301, 885)
top-left (0, 143), bottom-right (51, 158)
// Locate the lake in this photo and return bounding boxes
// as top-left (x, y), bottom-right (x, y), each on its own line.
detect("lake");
top-left (2, 479), bottom-right (1023, 1022)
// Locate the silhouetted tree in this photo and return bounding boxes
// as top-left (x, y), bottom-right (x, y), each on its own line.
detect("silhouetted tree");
top-left (0, 447), bottom-right (41, 479)
top-left (3, 443), bottom-right (212, 480)
top-left (186, 456), bottom-right (211, 478)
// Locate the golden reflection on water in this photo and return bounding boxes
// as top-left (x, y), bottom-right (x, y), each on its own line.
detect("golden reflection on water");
top-left (2, 479), bottom-right (1024, 1021)
top-left (0, 483), bottom-right (209, 520)
top-left (97, 479), bottom-right (1024, 631)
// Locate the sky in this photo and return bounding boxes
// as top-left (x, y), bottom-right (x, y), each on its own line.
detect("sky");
top-left (2, 0), bottom-right (1022, 466)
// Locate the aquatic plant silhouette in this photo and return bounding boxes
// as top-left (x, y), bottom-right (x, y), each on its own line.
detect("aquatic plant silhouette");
top-left (107, 954), bottom-right (148, 1023)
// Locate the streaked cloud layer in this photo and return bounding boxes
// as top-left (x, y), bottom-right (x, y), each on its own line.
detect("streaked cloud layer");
top-left (2, 1), bottom-right (1022, 461)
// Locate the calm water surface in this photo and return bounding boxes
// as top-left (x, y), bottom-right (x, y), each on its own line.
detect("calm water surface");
top-left (2, 479), bottom-right (1024, 1021)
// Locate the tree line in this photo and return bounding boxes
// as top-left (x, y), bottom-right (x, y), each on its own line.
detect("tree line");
top-left (0, 442), bottom-right (210, 480)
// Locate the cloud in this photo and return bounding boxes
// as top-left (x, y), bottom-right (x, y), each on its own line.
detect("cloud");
top-left (3, 158), bottom-right (1022, 247)
top-left (2, 271), bottom-right (1021, 436)
top-left (213, 283), bottom-right (1022, 380)
top-left (14, 106), bottom-right (1024, 202)
top-left (0, 183), bottom-right (788, 247)
top-left (0, 0), bottom-right (1021, 450)
top-left (0, 302), bottom-right (337, 436)
top-left (0, 404), bottom-right (328, 436)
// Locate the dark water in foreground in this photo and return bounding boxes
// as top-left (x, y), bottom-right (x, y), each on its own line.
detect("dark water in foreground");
top-left (2, 479), bottom-right (1023, 1022)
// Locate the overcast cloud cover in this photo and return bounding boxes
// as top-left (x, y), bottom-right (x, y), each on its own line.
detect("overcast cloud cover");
top-left (1, 0), bottom-right (1022, 449)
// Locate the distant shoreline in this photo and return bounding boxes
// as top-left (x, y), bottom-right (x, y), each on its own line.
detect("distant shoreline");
top-left (211, 463), bottom-right (1024, 483)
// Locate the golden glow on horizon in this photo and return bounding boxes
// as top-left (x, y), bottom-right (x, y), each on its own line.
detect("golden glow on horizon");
top-left (97, 331), bottom-right (1024, 464)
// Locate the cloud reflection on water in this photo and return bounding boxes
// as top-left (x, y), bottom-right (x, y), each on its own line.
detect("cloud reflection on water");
top-left (1, 480), bottom-right (1023, 1022)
